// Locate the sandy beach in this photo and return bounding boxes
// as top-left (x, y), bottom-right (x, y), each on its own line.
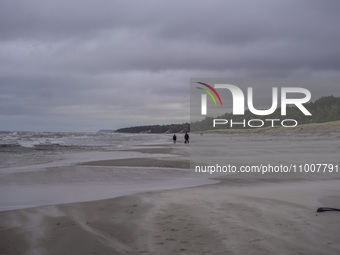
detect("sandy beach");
top-left (2, 0), bottom-right (340, 254)
top-left (1, 132), bottom-right (340, 255)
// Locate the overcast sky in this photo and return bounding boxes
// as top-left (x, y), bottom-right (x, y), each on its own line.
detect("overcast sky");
top-left (1, 0), bottom-right (340, 131)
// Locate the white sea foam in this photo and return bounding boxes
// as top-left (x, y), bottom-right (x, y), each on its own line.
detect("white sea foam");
top-left (0, 132), bottom-right (171, 168)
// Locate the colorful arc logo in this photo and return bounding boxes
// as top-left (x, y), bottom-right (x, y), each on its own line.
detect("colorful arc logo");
top-left (196, 82), bottom-right (222, 115)
top-left (196, 82), bottom-right (222, 106)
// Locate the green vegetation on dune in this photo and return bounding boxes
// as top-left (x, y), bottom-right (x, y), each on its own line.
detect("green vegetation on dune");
top-left (114, 96), bottom-right (339, 133)
top-left (115, 123), bottom-right (190, 134)
top-left (192, 95), bottom-right (340, 131)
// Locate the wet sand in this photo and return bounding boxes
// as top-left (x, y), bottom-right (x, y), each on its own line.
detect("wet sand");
top-left (1, 176), bottom-right (340, 255)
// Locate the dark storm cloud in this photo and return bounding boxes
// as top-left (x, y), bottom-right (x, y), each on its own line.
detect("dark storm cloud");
top-left (0, 0), bottom-right (339, 131)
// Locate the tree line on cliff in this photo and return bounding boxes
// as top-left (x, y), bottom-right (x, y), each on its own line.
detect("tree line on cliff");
top-left (114, 123), bottom-right (190, 134)
top-left (114, 95), bottom-right (340, 133)
top-left (192, 95), bottom-right (340, 131)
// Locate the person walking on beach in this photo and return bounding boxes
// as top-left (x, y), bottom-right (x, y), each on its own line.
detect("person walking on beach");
top-left (184, 132), bottom-right (189, 144)
top-left (173, 134), bottom-right (177, 144)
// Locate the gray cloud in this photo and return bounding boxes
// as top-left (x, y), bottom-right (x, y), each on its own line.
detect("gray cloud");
top-left (0, 0), bottom-right (339, 131)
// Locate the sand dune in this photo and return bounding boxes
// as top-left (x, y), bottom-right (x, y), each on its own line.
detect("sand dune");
top-left (202, 120), bottom-right (340, 134)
